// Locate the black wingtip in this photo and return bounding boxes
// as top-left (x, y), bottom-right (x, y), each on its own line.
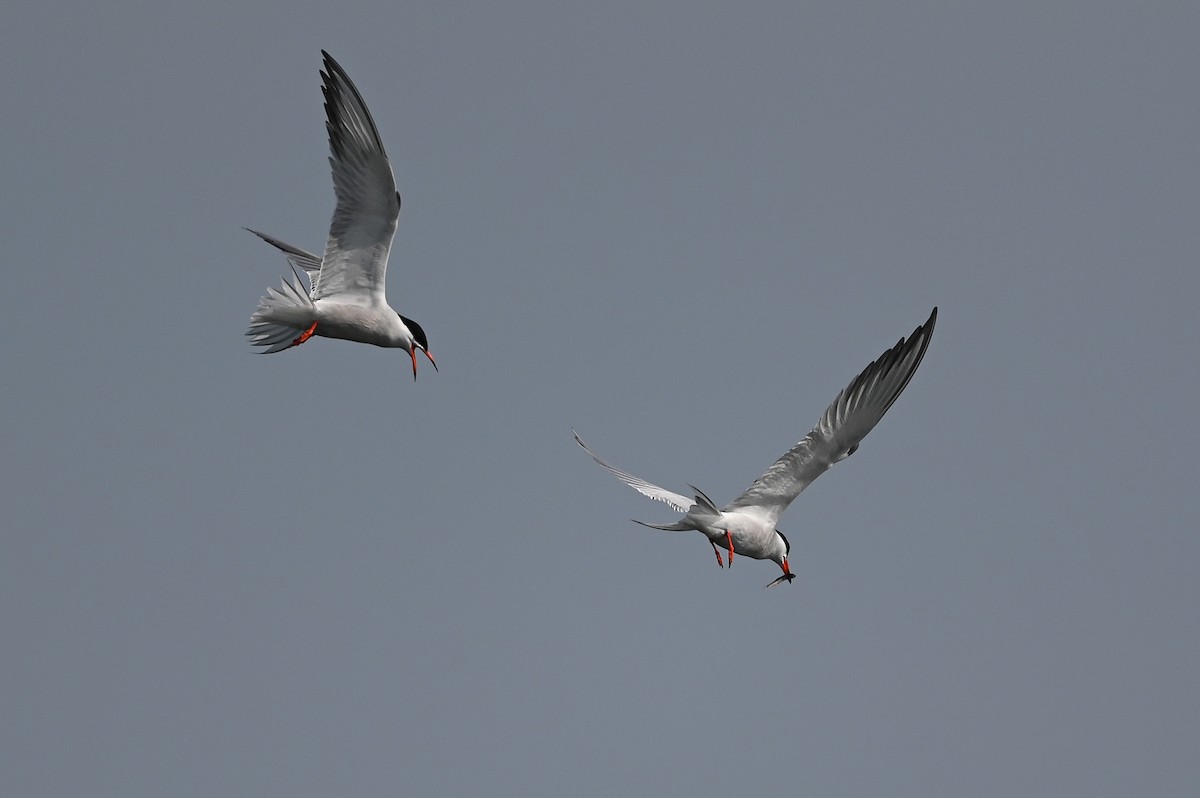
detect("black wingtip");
top-left (318, 50), bottom-right (388, 159)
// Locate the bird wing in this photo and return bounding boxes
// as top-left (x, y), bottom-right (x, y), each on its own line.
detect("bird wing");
top-left (311, 51), bottom-right (400, 304)
top-left (725, 307), bottom-right (937, 520)
top-left (573, 431), bottom-right (695, 514)
top-left (244, 229), bottom-right (322, 294)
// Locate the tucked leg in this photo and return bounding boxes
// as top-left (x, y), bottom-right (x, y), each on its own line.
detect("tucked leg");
top-left (725, 530), bottom-right (735, 567)
top-left (291, 321), bottom-right (318, 347)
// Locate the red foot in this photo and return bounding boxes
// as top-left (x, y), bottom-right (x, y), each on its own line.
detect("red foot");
top-left (710, 540), bottom-right (725, 568)
top-left (292, 321), bottom-right (318, 347)
top-left (725, 530), bottom-right (735, 567)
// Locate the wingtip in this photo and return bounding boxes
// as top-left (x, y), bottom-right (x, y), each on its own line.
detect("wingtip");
top-left (916, 306), bottom-right (938, 350)
top-left (922, 307), bottom-right (938, 334)
top-left (319, 51), bottom-right (341, 87)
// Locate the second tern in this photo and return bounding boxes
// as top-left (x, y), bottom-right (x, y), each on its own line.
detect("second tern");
top-left (575, 308), bottom-right (937, 588)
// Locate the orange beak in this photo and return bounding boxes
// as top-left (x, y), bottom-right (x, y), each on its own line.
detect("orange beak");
top-left (410, 348), bottom-right (439, 381)
top-left (765, 560), bottom-right (796, 589)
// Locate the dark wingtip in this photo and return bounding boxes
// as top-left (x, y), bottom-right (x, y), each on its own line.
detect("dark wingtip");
top-left (919, 307), bottom-right (938, 340)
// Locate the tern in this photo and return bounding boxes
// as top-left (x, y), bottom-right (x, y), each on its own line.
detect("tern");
top-left (575, 308), bottom-right (936, 588)
top-left (245, 51), bottom-right (437, 380)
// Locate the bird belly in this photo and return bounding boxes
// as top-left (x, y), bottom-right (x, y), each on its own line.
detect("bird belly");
top-left (313, 302), bottom-right (404, 347)
top-left (697, 516), bottom-right (775, 560)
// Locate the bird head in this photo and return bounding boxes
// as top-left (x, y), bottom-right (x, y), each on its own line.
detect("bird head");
top-left (399, 314), bottom-right (438, 380)
top-left (764, 529), bottom-right (795, 589)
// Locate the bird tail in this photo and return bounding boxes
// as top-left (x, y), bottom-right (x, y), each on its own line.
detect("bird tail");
top-left (244, 229), bottom-right (323, 287)
top-left (630, 483), bottom-right (723, 531)
top-left (632, 519), bottom-right (693, 532)
top-left (246, 271), bottom-right (316, 353)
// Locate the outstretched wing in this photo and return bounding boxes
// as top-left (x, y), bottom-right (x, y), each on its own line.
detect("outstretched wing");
top-left (312, 50), bottom-right (400, 303)
top-left (573, 431), bottom-right (694, 514)
top-left (726, 307), bottom-right (937, 521)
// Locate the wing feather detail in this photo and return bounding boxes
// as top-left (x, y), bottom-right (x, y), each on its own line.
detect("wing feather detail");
top-left (312, 51), bottom-right (399, 303)
top-left (573, 431), bottom-right (694, 514)
top-left (725, 308), bottom-right (937, 520)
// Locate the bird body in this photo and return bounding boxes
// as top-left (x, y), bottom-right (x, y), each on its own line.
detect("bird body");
top-left (696, 511), bottom-right (788, 565)
top-left (245, 51), bottom-right (436, 379)
top-left (305, 300), bottom-right (414, 347)
top-left (576, 307), bottom-right (937, 587)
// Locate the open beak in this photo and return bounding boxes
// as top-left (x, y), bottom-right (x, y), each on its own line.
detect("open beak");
top-left (409, 348), bottom-right (439, 380)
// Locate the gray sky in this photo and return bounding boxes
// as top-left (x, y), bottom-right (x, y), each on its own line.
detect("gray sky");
top-left (2, 2), bottom-right (1197, 795)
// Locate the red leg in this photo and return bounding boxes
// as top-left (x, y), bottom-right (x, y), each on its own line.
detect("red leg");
top-left (709, 539), bottom-right (725, 568)
top-left (291, 321), bottom-right (318, 347)
top-left (725, 530), bottom-right (735, 567)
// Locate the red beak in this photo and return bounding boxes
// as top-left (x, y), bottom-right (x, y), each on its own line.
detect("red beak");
top-left (410, 348), bottom-right (438, 381)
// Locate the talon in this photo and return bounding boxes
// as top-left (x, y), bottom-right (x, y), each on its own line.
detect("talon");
top-left (292, 321), bottom-right (318, 347)
top-left (725, 530), bottom-right (735, 567)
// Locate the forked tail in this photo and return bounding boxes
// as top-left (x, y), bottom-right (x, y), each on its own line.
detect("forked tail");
top-left (632, 486), bottom-right (720, 532)
top-left (245, 272), bottom-right (316, 353)
top-left (633, 519), bottom-right (693, 531)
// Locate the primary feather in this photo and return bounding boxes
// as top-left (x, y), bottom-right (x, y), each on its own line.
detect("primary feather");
top-left (725, 307), bottom-right (937, 523)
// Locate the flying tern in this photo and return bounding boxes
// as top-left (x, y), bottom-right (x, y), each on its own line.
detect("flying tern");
top-left (245, 51), bottom-right (437, 380)
top-left (575, 307), bottom-right (937, 588)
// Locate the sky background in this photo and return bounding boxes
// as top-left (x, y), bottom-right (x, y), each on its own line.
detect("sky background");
top-left (2, 2), bottom-right (1197, 795)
